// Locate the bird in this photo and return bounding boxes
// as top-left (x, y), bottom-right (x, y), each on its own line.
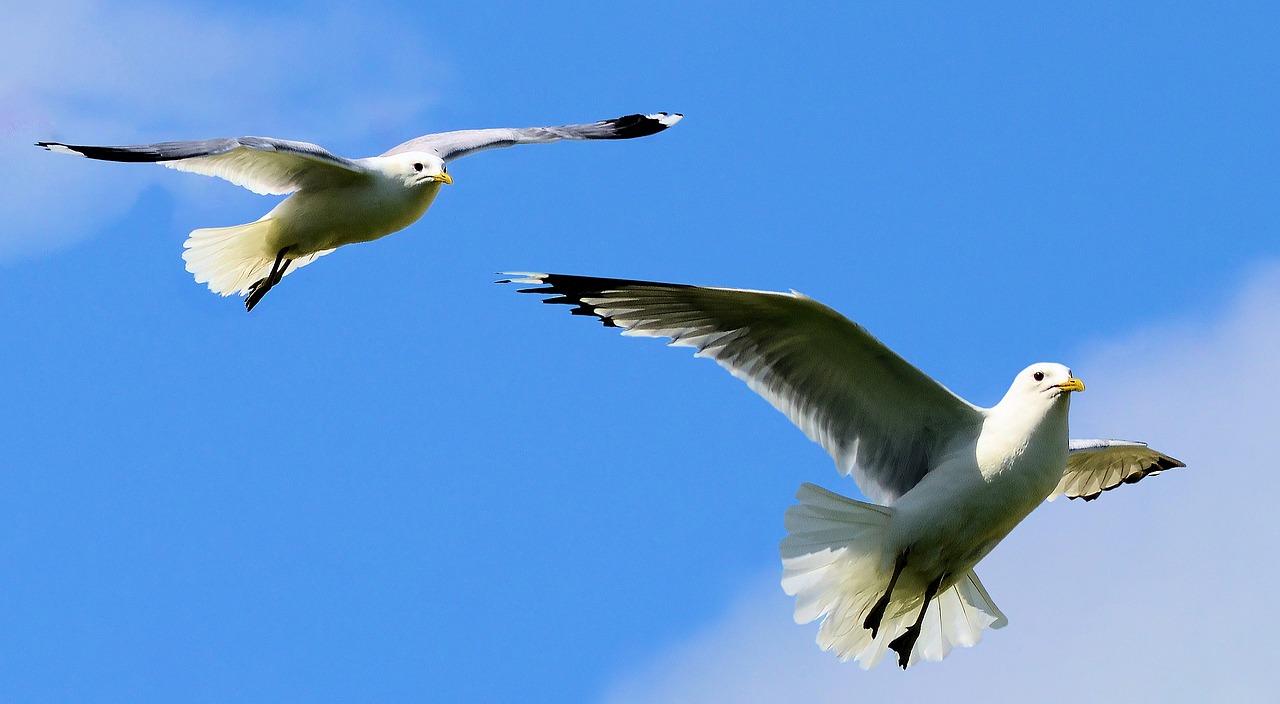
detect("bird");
top-left (501, 272), bottom-right (1184, 669)
top-left (37, 112), bottom-right (682, 311)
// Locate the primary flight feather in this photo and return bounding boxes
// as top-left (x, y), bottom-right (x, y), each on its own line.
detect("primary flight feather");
top-left (503, 272), bottom-right (1184, 669)
top-left (37, 113), bottom-right (681, 311)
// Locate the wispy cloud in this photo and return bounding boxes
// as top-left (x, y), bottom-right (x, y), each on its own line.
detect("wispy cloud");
top-left (1, 0), bottom-right (445, 260)
top-left (603, 263), bottom-right (1280, 702)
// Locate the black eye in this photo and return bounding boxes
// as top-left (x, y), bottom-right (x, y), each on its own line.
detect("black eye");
top-left (441, 165), bottom-right (447, 173)
top-left (413, 163), bottom-right (423, 172)
top-left (1033, 371), bottom-right (1045, 382)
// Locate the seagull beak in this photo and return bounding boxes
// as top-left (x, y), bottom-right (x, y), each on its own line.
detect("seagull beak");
top-left (1054, 377), bottom-right (1086, 393)
top-left (433, 172), bottom-right (453, 185)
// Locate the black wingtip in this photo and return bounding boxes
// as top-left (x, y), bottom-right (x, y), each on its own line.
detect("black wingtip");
top-left (502, 273), bottom-right (638, 328)
top-left (601, 112), bottom-right (683, 139)
top-left (31, 141), bottom-right (188, 162)
top-left (502, 272), bottom-right (699, 328)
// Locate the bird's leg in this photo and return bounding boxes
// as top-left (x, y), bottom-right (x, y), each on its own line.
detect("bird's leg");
top-left (245, 249), bottom-right (291, 312)
top-left (888, 573), bottom-right (945, 669)
top-left (272, 257), bottom-right (293, 284)
top-left (863, 551), bottom-right (908, 637)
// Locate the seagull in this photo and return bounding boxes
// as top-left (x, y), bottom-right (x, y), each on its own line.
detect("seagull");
top-left (37, 113), bottom-right (682, 311)
top-left (501, 273), bottom-right (1184, 669)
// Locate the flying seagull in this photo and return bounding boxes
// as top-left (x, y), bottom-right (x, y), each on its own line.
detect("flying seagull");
top-left (501, 273), bottom-right (1184, 669)
top-left (37, 113), bottom-right (682, 311)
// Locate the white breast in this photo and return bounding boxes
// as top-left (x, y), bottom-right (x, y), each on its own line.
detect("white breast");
top-left (266, 179), bottom-right (442, 254)
top-left (886, 399), bottom-right (1070, 578)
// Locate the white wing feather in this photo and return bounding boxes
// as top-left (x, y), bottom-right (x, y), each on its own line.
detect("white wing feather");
top-left (507, 273), bottom-right (985, 504)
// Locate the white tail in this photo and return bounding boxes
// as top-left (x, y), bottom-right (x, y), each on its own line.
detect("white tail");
top-left (780, 483), bottom-right (1007, 668)
top-left (182, 218), bottom-right (331, 297)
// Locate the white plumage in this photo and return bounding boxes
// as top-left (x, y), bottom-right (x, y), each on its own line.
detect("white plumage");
top-left (505, 272), bottom-right (1184, 669)
top-left (38, 113), bottom-right (681, 310)
top-left (780, 484), bottom-right (1007, 668)
top-left (181, 220), bottom-right (333, 297)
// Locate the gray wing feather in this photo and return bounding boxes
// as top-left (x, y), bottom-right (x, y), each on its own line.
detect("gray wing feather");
top-left (381, 112), bottom-right (681, 162)
top-left (504, 273), bottom-right (984, 505)
top-left (37, 136), bottom-right (369, 195)
top-left (1049, 439), bottom-right (1186, 501)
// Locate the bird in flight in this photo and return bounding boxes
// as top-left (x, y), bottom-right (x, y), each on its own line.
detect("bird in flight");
top-left (38, 113), bottom-right (682, 311)
top-left (503, 272), bottom-right (1184, 669)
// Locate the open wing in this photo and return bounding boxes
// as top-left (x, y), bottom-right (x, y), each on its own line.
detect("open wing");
top-left (1048, 439), bottom-right (1186, 501)
top-left (381, 112), bottom-right (681, 162)
top-left (37, 137), bottom-right (370, 196)
top-left (504, 273), bottom-right (985, 504)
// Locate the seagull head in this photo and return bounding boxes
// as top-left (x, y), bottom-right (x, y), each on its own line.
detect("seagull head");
top-left (1007, 363), bottom-right (1085, 404)
top-left (388, 151), bottom-right (452, 187)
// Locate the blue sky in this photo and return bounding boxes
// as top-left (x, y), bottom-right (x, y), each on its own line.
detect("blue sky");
top-left (2, 2), bottom-right (1278, 701)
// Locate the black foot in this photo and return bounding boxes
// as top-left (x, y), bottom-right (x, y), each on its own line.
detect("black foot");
top-left (244, 249), bottom-right (292, 312)
top-left (864, 552), bottom-right (908, 638)
top-left (888, 627), bottom-right (920, 669)
top-left (245, 277), bottom-right (273, 312)
top-left (863, 600), bottom-right (889, 638)
top-left (884, 570), bottom-right (942, 670)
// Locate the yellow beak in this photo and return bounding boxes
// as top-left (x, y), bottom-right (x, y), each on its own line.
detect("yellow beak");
top-left (1054, 377), bottom-right (1086, 393)
top-left (433, 172), bottom-right (454, 185)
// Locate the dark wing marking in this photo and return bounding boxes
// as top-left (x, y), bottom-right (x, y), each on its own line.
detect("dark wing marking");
top-left (381, 112), bottom-right (682, 162)
top-left (1050, 439), bottom-right (1186, 501)
top-left (37, 136), bottom-right (369, 195)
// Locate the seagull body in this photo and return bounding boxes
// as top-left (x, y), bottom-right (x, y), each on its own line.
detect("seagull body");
top-left (260, 152), bottom-right (449, 252)
top-left (38, 113), bottom-right (681, 310)
top-left (873, 370), bottom-right (1072, 621)
top-left (504, 273), bottom-right (1184, 669)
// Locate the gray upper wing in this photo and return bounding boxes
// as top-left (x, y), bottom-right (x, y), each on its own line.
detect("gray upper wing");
top-left (381, 112), bottom-right (681, 162)
top-left (504, 273), bottom-right (985, 504)
top-left (1048, 439), bottom-right (1186, 501)
top-left (37, 136), bottom-right (370, 195)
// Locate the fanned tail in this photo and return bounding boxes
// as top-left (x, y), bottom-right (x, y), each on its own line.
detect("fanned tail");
top-left (182, 218), bottom-right (331, 296)
top-left (780, 483), bottom-right (1007, 669)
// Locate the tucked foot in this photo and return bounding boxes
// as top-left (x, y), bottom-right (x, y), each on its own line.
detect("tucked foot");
top-left (888, 571), bottom-right (944, 670)
top-left (244, 249), bottom-right (292, 312)
top-left (863, 600), bottom-right (890, 639)
top-left (863, 551), bottom-right (908, 638)
top-left (888, 627), bottom-right (921, 669)
top-left (245, 277), bottom-right (275, 311)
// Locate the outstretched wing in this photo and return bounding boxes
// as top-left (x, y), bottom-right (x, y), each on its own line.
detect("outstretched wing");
top-left (503, 273), bottom-right (985, 505)
top-left (381, 112), bottom-right (681, 162)
top-left (1048, 439), bottom-right (1186, 501)
top-left (37, 137), bottom-right (370, 195)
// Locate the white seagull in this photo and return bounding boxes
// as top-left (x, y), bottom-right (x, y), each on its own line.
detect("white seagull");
top-left (503, 273), bottom-right (1184, 669)
top-left (38, 113), bottom-right (682, 310)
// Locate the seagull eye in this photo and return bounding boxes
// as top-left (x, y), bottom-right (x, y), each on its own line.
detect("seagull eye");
top-left (1033, 371), bottom-right (1045, 382)
top-left (413, 163), bottom-right (423, 172)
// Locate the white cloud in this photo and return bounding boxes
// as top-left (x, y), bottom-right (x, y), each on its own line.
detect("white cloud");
top-left (602, 263), bottom-right (1280, 703)
top-left (0, 0), bottom-right (445, 260)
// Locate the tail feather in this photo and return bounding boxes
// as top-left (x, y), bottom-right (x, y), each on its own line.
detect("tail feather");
top-left (182, 218), bottom-right (331, 296)
top-left (909, 572), bottom-right (1007, 665)
top-left (780, 483), bottom-right (1006, 669)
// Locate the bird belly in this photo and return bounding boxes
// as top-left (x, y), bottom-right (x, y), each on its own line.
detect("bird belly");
top-left (266, 182), bottom-right (441, 255)
top-left (887, 447), bottom-right (1064, 585)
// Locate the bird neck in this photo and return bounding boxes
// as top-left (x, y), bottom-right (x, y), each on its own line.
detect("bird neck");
top-left (977, 396), bottom-right (1070, 474)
